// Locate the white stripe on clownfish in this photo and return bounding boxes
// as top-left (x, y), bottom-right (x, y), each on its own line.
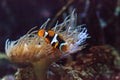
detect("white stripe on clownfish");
top-left (51, 34), bottom-right (58, 45)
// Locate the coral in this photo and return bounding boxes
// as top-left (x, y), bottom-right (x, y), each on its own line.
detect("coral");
top-left (15, 65), bottom-right (36, 80)
top-left (48, 45), bottom-right (120, 80)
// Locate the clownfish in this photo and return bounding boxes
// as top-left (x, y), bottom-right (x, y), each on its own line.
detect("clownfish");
top-left (38, 29), bottom-right (68, 52)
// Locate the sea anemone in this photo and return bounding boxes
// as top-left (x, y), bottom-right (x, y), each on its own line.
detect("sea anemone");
top-left (5, 10), bottom-right (89, 80)
top-left (5, 10), bottom-right (89, 63)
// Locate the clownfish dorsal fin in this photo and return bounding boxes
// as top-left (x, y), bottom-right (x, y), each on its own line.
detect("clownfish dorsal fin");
top-left (47, 30), bottom-right (55, 37)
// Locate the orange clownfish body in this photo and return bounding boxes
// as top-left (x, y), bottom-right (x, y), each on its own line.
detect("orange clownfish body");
top-left (38, 29), bottom-right (68, 52)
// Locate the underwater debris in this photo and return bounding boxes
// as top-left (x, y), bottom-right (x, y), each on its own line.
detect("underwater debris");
top-left (5, 10), bottom-right (89, 80)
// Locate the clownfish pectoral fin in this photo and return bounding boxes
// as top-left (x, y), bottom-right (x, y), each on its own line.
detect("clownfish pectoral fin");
top-left (45, 38), bottom-right (50, 43)
top-left (51, 42), bottom-right (59, 48)
top-left (54, 42), bottom-right (59, 48)
top-left (38, 29), bottom-right (45, 37)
